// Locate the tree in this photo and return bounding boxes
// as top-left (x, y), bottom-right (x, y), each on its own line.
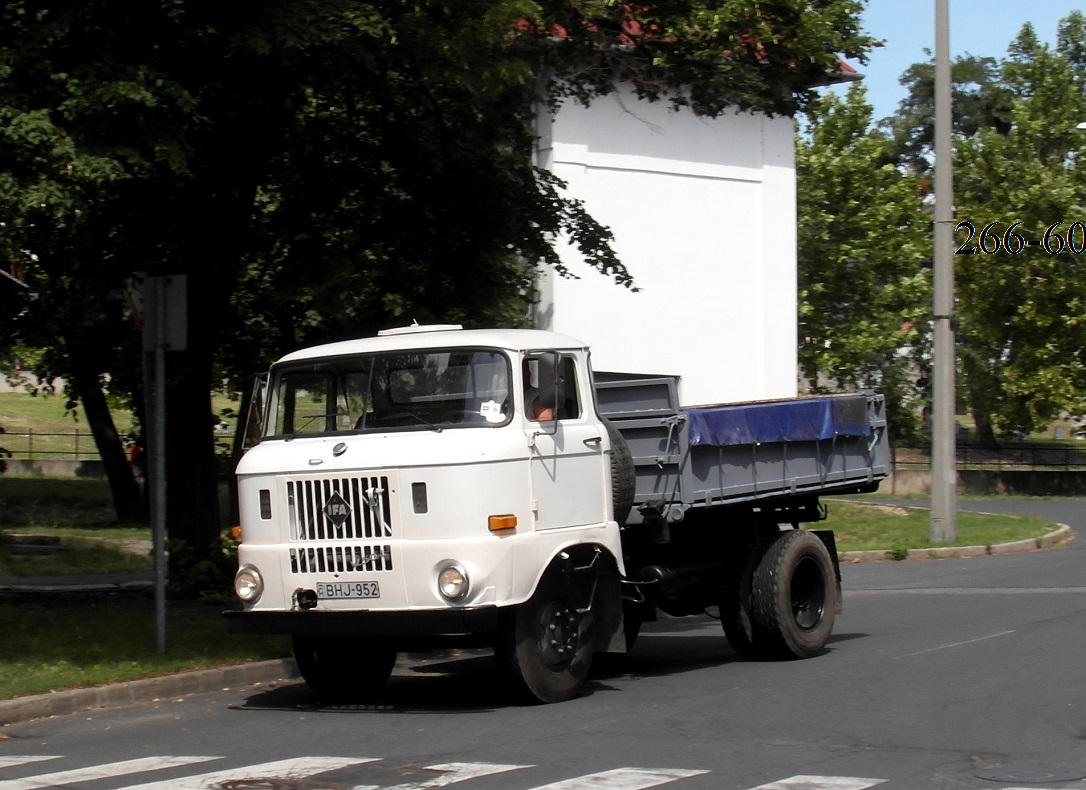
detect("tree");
top-left (883, 53), bottom-right (1013, 176)
top-left (1, 0), bottom-right (877, 580)
top-left (952, 17), bottom-right (1086, 440)
top-left (796, 83), bottom-right (930, 442)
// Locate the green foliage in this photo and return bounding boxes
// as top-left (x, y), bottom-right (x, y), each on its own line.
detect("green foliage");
top-left (165, 531), bottom-right (239, 603)
top-left (950, 15), bottom-right (1086, 439)
top-left (796, 83), bottom-right (930, 443)
top-left (883, 53), bottom-right (1013, 174)
top-left (801, 11), bottom-right (1086, 442)
top-left (0, 0), bottom-right (877, 545)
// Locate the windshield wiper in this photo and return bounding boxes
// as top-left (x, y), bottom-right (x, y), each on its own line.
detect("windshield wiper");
top-left (285, 412), bottom-right (344, 441)
top-left (361, 412), bottom-right (443, 433)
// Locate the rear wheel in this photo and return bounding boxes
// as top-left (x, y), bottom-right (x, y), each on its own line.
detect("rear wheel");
top-left (292, 635), bottom-right (397, 702)
top-left (750, 530), bottom-right (837, 658)
top-left (720, 544), bottom-right (771, 659)
top-left (497, 572), bottom-right (596, 703)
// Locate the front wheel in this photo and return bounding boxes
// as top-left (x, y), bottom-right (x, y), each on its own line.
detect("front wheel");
top-left (497, 573), bottom-right (596, 703)
top-left (292, 635), bottom-right (397, 702)
top-left (751, 529), bottom-right (838, 659)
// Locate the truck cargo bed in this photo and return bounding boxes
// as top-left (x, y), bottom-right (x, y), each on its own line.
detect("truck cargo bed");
top-left (594, 374), bottom-right (890, 525)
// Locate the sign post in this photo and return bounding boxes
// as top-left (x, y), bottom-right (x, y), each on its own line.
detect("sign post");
top-left (139, 275), bottom-right (187, 652)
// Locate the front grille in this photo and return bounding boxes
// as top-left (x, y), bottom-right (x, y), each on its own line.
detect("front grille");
top-left (290, 544), bottom-right (393, 574)
top-left (285, 475), bottom-right (395, 574)
top-left (286, 476), bottom-right (392, 540)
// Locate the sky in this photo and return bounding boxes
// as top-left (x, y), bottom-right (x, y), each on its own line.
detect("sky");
top-left (830, 1), bottom-right (1085, 123)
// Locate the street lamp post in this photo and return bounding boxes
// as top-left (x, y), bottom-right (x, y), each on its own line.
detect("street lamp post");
top-left (931, 0), bottom-right (957, 543)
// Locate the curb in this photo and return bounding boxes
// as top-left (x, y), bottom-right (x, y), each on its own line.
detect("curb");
top-left (838, 523), bottom-right (1074, 563)
top-left (0, 659), bottom-right (300, 727)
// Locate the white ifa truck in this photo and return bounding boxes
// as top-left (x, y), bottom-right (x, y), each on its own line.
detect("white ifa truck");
top-left (225, 323), bottom-right (890, 703)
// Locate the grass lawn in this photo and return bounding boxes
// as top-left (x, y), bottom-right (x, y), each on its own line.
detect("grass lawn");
top-left (0, 388), bottom-right (240, 460)
top-left (0, 596), bottom-right (290, 700)
top-left (824, 499), bottom-right (1056, 553)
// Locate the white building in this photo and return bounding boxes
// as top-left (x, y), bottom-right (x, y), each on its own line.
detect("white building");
top-left (533, 85), bottom-right (798, 408)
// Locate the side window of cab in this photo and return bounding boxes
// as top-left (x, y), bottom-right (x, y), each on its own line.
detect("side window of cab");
top-left (524, 354), bottom-right (581, 421)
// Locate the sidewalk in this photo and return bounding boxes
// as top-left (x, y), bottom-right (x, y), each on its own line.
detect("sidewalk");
top-left (0, 571), bottom-right (153, 594)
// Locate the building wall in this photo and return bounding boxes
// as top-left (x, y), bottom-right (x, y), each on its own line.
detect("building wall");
top-left (534, 85), bottom-right (797, 407)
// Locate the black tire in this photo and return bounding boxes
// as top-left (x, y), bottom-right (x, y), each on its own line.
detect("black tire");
top-left (750, 529), bottom-right (837, 659)
top-left (621, 598), bottom-right (643, 651)
top-left (720, 544), bottom-right (772, 660)
top-left (497, 572), bottom-right (596, 703)
top-left (604, 419), bottom-right (635, 526)
top-left (292, 635), bottom-right (397, 702)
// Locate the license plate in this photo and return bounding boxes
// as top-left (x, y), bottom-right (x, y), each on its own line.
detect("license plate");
top-left (316, 581), bottom-right (381, 600)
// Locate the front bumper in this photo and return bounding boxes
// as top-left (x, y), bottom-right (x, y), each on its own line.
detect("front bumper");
top-left (223, 606), bottom-right (501, 642)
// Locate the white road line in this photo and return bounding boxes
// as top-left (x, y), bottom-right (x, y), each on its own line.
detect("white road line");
top-left (0, 757), bottom-right (219, 790)
top-left (113, 757), bottom-right (379, 790)
top-left (749, 776), bottom-right (887, 790)
top-left (0, 759), bottom-right (59, 770)
top-left (895, 629), bottom-right (1015, 659)
top-left (352, 762), bottom-right (532, 790)
top-left (528, 767), bottom-right (709, 789)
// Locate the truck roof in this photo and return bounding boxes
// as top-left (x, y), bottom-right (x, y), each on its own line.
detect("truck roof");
top-left (275, 326), bottom-right (590, 364)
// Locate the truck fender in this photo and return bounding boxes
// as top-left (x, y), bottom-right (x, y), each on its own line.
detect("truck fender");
top-left (527, 544), bottom-right (626, 655)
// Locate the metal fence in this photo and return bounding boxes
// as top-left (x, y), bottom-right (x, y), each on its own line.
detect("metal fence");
top-left (0, 429), bottom-right (103, 461)
top-left (893, 443), bottom-right (1086, 472)
top-left (7, 430), bottom-right (1086, 472)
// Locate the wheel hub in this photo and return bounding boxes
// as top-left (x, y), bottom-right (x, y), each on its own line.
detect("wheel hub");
top-left (791, 556), bottom-right (826, 631)
top-left (537, 600), bottom-right (579, 668)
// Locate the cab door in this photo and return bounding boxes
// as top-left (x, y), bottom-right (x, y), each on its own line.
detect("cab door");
top-left (524, 353), bottom-right (609, 530)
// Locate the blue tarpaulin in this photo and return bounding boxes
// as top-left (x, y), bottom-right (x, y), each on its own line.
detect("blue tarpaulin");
top-left (686, 395), bottom-right (871, 447)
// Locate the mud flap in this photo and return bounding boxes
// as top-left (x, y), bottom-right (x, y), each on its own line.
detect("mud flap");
top-left (811, 529), bottom-right (843, 614)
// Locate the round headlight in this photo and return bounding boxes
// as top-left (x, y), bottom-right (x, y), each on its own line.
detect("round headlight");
top-left (437, 562), bottom-right (469, 602)
top-left (234, 564), bottom-right (264, 603)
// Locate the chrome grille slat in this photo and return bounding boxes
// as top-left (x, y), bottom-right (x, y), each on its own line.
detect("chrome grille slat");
top-left (289, 544), bottom-right (394, 574)
top-left (285, 474), bottom-right (394, 574)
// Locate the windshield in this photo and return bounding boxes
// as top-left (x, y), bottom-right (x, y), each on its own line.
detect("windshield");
top-left (265, 348), bottom-right (512, 438)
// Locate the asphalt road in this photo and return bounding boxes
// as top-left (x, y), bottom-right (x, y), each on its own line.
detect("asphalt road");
top-left (0, 498), bottom-right (1083, 790)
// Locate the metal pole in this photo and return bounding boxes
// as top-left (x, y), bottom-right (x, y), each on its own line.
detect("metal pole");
top-left (931, 0), bottom-right (957, 542)
top-left (152, 277), bottom-right (168, 652)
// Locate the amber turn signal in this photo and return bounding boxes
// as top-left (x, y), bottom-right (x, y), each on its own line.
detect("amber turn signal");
top-left (488, 514), bottom-right (517, 532)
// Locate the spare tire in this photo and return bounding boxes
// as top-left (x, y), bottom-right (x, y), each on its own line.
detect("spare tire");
top-left (604, 419), bottom-right (635, 526)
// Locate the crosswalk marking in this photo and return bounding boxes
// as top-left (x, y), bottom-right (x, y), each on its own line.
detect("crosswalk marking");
top-left (750, 776), bottom-right (886, 790)
top-left (528, 767), bottom-right (709, 790)
top-left (112, 757), bottom-right (379, 790)
top-left (0, 761), bottom-right (58, 771)
top-left (352, 762), bottom-right (532, 790)
top-left (0, 755), bottom-right (958, 790)
top-left (0, 757), bottom-right (220, 790)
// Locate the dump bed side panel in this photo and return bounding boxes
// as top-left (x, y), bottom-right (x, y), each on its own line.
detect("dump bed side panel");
top-left (594, 374), bottom-right (890, 525)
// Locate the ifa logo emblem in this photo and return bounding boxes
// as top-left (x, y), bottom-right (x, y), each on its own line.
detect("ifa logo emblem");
top-left (323, 491), bottom-right (351, 526)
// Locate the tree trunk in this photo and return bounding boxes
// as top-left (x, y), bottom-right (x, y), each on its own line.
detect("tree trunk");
top-left (162, 340), bottom-right (223, 571)
top-left (67, 349), bottom-right (145, 523)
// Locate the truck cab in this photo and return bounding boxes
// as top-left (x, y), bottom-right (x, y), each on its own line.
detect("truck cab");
top-left (226, 325), bottom-right (627, 703)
